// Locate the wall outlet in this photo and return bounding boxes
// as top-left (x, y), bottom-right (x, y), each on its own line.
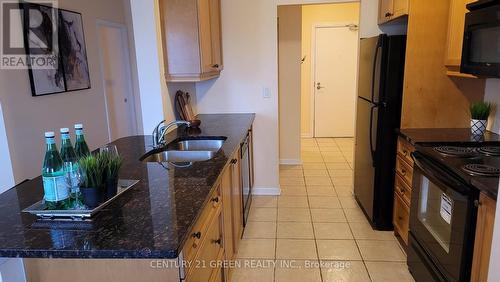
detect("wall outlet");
top-left (263, 87), bottom-right (271, 99)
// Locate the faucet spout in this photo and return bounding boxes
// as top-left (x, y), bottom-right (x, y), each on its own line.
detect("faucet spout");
top-left (152, 120), bottom-right (191, 148)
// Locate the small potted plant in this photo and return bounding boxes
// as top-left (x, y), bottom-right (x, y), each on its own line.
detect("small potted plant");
top-left (101, 152), bottom-right (122, 199)
top-left (470, 102), bottom-right (493, 136)
top-left (78, 154), bottom-right (105, 208)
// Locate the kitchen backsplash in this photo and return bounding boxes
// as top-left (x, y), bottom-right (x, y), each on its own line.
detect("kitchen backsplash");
top-left (484, 79), bottom-right (500, 134)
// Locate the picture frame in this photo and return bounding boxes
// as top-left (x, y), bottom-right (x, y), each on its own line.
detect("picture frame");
top-left (21, 3), bottom-right (91, 96)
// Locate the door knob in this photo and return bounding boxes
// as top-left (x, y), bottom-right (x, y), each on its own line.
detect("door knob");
top-left (316, 82), bottom-right (325, 90)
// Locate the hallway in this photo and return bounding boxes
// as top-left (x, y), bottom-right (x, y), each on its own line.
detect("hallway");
top-left (232, 138), bottom-right (414, 282)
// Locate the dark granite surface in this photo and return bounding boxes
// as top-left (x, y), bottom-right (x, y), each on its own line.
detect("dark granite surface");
top-left (398, 128), bottom-right (500, 145)
top-left (0, 114), bottom-right (255, 259)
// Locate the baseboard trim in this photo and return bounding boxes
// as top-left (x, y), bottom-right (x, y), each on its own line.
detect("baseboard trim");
top-left (301, 133), bottom-right (313, 138)
top-left (252, 187), bottom-right (281, 196)
top-left (279, 159), bottom-right (302, 165)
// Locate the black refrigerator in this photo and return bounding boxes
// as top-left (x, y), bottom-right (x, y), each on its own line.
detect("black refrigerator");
top-left (354, 34), bottom-right (406, 230)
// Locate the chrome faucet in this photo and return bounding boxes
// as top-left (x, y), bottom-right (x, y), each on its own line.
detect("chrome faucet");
top-left (152, 120), bottom-right (191, 148)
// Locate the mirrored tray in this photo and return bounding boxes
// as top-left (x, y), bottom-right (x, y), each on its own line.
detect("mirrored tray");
top-left (23, 179), bottom-right (139, 220)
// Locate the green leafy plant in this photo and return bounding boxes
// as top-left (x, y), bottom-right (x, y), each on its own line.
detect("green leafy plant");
top-left (79, 154), bottom-right (104, 188)
top-left (78, 152), bottom-right (122, 188)
top-left (470, 102), bottom-right (492, 120)
top-left (101, 152), bottom-right (123, 180)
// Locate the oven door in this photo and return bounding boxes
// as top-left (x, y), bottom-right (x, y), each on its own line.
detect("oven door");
top-left (410, 153), bottom-right (478, 281)
top-left (461, 4), bottom-right (500, 77)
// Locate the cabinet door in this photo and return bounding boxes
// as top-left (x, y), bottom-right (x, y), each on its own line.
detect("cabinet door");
top-left (393, 193), bottom-right (410, 245)
top-left (221, 167), bottom-right (234, 260)
top-left (378, 0), bottom-right (394, 24)
top-left (197, 0), bottom-right (214, 74)
top-left (186, 211), bottom-right (223, 282)
top-left (392, 0), bottom-right (409, 18)
top-left (231, 151), bottom-right (243, 251)
top-left (471, 193), bottom-right (496, 282)
top-left (209, 0), bottom-right (223, 71)
top-left (445, 0), bottom-right (473, 67)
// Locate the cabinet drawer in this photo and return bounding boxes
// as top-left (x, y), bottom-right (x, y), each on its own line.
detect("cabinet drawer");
top-left (395, 174), bottom-right (411, 206)
top-left (186, 210), bottom-right (223, 281)
top-left (183, 185), bottom-right (222, 263)
top-left (396, 156), bottom-right (413, 186)
top-left (397, 137), bottom-right (415, 166)
top-left (393, 193), bottom-right (410, 245)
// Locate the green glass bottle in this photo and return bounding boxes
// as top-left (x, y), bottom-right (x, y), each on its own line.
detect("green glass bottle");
top-left (74, 124), bottom-right (90, 159)
top-left (42, 132), bottom-right (70, 210)
top-left (60, 128), bottom-right (81, 200)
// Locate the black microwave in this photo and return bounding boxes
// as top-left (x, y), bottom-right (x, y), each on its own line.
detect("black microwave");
top-left (461, 1), bottom-right (500, 77)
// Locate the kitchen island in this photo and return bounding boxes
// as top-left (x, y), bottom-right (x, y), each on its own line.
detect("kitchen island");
top-left (0, 114), bottom-right (255, 282)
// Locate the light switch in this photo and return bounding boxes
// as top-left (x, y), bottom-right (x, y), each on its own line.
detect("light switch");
top-left (263, 87), bottom-right (271, 99)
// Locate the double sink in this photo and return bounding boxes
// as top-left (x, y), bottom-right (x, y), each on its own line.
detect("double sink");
top-left (140, 137), bottom-right (227, 163)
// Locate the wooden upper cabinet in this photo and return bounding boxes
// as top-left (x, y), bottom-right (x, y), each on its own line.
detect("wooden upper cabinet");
top-left (444, 0), bottom-right (478, 78)
top-left (159, 0), bottom-right (223, 82)
top-left (378, 0), bottom-right (408, 24)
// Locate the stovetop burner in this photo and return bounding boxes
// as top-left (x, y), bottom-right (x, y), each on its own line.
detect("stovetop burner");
top-left (477, 146), bottom-right (500, 156)
top-left (462, 164), bottom-right (500, 177)
top-left (434, 146), bottom-right (477, 157)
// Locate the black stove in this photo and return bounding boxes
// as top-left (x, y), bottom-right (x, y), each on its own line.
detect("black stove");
top-left (408, 141), bottom-right (499, 282)
top-left (417, 142), bottom-right (500, 196)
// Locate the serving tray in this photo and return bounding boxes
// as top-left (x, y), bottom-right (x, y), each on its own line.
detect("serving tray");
top-left (23, 179), bottom-right (139, 220)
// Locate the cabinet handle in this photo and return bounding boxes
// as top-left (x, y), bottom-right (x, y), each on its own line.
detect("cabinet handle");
top-left (192, 232), bottom-right (202, 239)
top-left (474, 200), bottom-right (481, 207)
top-left (400, 168), bottom-right (406, 176)
top-left (231, 159), bottom-right (237, 164)
top-left (211, 197), bottom-right (220, 203)
top-left (403, 150), bottom-right (408, 156)
top-left (212, 64), bottom-right (219, 69)
top-left (385, 12), bottom-right (393, 17)
top-left (212, 238), bottom-right (222, 245)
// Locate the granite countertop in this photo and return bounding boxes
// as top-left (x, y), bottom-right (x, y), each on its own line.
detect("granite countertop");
top-left (0, 114), bottom-right (255, 259)
top-left (398, 128), bottom-right (500, 145)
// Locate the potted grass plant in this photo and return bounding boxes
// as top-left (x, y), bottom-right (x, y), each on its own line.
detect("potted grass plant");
top-left (470, 102), bottom-right (493, 136)
top-left (101, 152), bottom-right (122, 199)
top-left (78, 154), bottom-right (105, 208)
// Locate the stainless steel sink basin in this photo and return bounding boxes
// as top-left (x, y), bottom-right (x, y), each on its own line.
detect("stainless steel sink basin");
top-left (140, 150), bottom-right (218, 163)
top-left (140, 137), bottom-right (226, 163)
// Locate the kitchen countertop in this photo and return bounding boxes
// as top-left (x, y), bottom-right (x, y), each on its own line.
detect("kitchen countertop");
top-left (0, 114), bottom-right (255, 259)
top-left (398, 128), bottom-right (500, 145)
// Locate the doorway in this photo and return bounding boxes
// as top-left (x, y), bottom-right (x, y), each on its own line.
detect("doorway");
top-left (97, 21), bottom-right (138, 142)
top-left (313, 24), bottom-right (358, 137)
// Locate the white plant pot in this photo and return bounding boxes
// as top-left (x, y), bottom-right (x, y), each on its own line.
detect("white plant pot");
top-left (471, 119), bottom-right (487, 136)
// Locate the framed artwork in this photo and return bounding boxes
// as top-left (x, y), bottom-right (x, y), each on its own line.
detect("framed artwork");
top-left (59, 9), bottom-right (90, 91)
top-left (21, 3), bottom-right (90, 96)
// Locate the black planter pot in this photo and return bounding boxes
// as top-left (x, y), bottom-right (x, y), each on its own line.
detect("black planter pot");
top-left (105, 178), bottom-right (118, 200)
top-left (80, 186), bottom-right (104, 208)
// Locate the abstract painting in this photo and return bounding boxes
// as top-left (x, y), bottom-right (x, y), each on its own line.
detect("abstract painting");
top-left (59, 9), bottom-right (90, 91)
top-left (22, 4), bottom-right (90, 96)
top-left (22, 3), bottom-right (66, 96)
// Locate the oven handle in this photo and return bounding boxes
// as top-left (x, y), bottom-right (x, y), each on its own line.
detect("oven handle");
top-left (412, 152), bottom-right (471, 195)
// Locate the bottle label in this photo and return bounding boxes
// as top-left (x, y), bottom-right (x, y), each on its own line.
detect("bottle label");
top-left (43, 176), bottom-right (70, 202)
top-left (46, 137), bottom-right (55, 145)
top-left (75, 129), bottom-right (83, 136)
top-left (61, 133), bottom-right (70, 140)
top-left (64, 163), bottom-right (80, 194)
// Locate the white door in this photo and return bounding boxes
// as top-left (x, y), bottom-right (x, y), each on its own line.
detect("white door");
top-left (97, 22), bottom-right (137, 141)
top-left (313, 26), bottom-right (358, 137)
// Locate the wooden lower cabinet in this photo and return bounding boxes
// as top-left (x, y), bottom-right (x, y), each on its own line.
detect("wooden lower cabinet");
top-left (471, 193), bottom-right (496, 282)
top-left (393, 137), bottom-right (415, 246)
top-left (393, 193), bottom-right (410, 245)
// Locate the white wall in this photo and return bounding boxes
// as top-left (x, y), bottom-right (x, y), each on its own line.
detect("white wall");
top-left (0, 103), bottom-right (14, 194)
top-left (278, 5), bottom-right (302, 165)
top-left (195, 0), bottom-right (280, 193)
top-left (0, 0), bottom-right (132, 184)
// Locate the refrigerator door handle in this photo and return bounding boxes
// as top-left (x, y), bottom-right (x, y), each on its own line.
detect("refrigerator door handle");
top-left (369, 104), bottom-right (378, 167)
top-left (370, 41), bottom-right (382, 103)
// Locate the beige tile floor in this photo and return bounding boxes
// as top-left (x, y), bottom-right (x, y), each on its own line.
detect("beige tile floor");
top-left (231, 138), bottom-right (414, 282)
